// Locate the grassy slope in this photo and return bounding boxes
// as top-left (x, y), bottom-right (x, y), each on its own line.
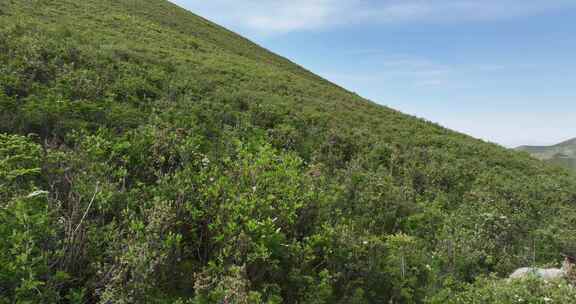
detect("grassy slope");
top-left (2, 0), bottom-right (552, 166)
top-left (1, 0), bottom-right (576, 303)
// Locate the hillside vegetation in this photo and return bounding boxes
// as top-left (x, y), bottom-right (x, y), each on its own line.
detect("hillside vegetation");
top-left (1, 0), bottom-right (576, 303)
top-left (517, 138), bottom-right (576, 173)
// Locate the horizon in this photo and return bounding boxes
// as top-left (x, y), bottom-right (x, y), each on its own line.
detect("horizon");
top-left (169, 0), bottom-right (575, 148)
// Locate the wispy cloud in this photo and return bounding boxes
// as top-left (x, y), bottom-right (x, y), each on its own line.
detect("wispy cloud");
top-left (319, 55), bottom-right (455, 89)
top-left (170, 0), bottom-right (576, 36)
top-left (319, 54), bottom-right (532, 90)
top-left (379, 57), bottom-right (452, 77)
top-left (170, 0), bottom-right (345, 35)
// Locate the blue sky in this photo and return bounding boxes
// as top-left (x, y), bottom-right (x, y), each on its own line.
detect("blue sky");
top-left (169, 0), bottom-right (576, 147)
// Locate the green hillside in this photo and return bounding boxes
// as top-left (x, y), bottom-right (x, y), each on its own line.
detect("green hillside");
top-left (1, 1), bottom-right (576, 303)
top-left (517, 138), bottom-right (576, 172)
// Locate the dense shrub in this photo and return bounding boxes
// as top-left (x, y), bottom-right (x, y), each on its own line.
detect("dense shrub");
top-left (432, 276), bottom-right (576, 304)
top-left (1, 1), bottom-right (575, 303)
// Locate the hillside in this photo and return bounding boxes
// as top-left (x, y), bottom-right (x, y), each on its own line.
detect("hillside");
top-left (1, 1), bottom-right (576, 303)
top-left (517, 138), bottom-right (576, 172)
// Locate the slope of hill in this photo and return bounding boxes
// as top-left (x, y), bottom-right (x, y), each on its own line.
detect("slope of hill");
top-left (517, 138), bottom-right (576, 172)
top-left (1, 1), bottom-right (576, 303)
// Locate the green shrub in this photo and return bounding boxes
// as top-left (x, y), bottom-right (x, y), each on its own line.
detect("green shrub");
top-left (432, 276), bottom-right (576, 304)
top-left (1, 1), bottom-right (576, 303)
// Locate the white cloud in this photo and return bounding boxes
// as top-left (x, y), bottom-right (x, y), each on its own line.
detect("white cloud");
top-left (319, 55), bottom-right (455, 90)
top-left (170, 0), bottom-right (347, 35)
top-left (379, 57), bottom-right (452, 77)
top-left (170, 0), bottom-right (576, 36)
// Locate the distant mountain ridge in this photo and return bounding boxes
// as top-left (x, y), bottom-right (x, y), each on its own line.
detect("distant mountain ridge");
top-left (516, 138), bottom-right (576, 171)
